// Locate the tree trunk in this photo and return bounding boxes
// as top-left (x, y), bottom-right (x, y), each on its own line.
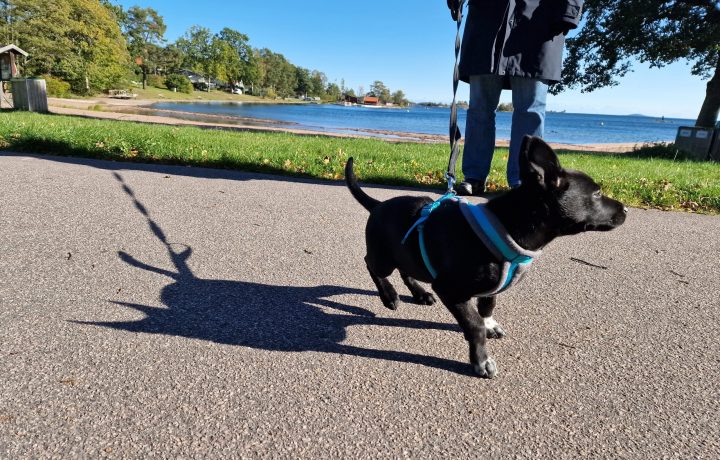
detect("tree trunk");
top-left (695, 54), bottom-right (720, 127)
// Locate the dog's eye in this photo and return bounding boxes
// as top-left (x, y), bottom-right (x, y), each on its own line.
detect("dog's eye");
top-left (592, 190), bottom-right (602, 199)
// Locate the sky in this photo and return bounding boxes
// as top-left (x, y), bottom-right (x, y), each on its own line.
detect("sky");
top-left (114, 0), bottom-right (708, 120)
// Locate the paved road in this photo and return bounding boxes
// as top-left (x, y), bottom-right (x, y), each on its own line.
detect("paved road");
top-left (1, 153), bottom-right (718, 458)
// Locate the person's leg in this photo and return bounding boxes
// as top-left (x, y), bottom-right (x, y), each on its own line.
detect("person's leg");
top-left (460, 74), bottom-right (503, 195)
top-left (509, 77), bottom-right (548, 188)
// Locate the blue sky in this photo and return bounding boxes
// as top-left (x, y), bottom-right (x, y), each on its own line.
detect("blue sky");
top-left (115, 0), bottom-right (706, 119)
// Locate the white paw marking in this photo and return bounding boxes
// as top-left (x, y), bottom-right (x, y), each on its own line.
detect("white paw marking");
top-left (473, 358), bottom-right (498, 378)
top-left (484, 316), bottom-right (498, 329)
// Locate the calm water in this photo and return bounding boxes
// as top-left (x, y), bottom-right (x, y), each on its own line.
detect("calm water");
top-left (150, 101), bottom-right (692, 144)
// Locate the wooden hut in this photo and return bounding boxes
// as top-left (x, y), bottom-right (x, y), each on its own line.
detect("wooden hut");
top-left (0, 44), bottom-right (28, 81)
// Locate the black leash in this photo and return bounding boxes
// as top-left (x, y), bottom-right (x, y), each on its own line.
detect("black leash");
top-left (446, 0), bottom-right (466, 192)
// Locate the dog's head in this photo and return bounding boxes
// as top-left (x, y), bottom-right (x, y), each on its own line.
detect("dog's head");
top-left (518, 135), bottom-right (627, 235)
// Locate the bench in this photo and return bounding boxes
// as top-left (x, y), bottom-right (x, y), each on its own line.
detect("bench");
top-left (108, 89), bottom-right (138, 99)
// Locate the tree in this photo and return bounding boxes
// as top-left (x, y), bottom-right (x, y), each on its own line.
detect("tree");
top-left (218, 27), bottom-right (258, 85)
top-left (370, 80), bottom-right (391, 103)
top-left (176, 26), bottom-right (215, 89)
top-left (256, 48), bottom-right (297, 98)
top-left (560, 0), bottom-right (720, 127)
top-left (309, 70), bottom-right (327, 97)
top-left (156, 44), bottom-right (185, 74)
top-left (391, 89), bottom-right (408, 106)
top-left (208, 37), bottom-right (241, 83)
top-left (295, 67), bottom-right (311, 97)
top-left (0, 0), bottom-right (130, 94)
top-left (326, 82), bottom-right (341, 101)
top-left (117, 6), bottom-right (166, 89)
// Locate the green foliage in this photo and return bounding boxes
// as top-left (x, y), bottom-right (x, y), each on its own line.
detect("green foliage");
top-left (326, 83), bottom-right (342, 101)
top-left (0, 0), bottom-right (131, 94)
top-left (175, 26), bottom-right (214, 77)
top-left (164, 74), bottom-right (193, 93)
top-left (2, 0), bottom-right (409, 103)
top-left (309, 70), bottom-right (327, 97)
top-left (629, 143), bottom-right (702, 161)
top-left (295, 67), bottom-right (311, 96)
top-left (217, 28), bottom-right (257, 84)
top-left (118, 5), bottom-right (166, 80)
top-left (146, 74), bottom-right (165, 88)
top-left (370, 80), bottom-right (391, 103)
top-left (42, 75), bottom-right (72, 98)
top-left (256, 48), bottom-right (297, 98)
top-left (392, 90), bottom-right (409, 106)
top-left (497, 102), bottom-right (514, 112)
top-left (560, 0), bottom-right (720, 126)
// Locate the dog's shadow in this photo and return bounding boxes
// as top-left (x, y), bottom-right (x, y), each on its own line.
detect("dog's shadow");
top-left (75, 172), bottom-right (470, 376)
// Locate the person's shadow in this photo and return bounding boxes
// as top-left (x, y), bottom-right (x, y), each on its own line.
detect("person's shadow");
top-left (74, 172), bottom-right (471, 376)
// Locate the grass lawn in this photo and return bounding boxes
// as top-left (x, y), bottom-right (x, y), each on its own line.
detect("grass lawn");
top-left (128, 86), bottom-right (304, 103)
top-left (1, 111), bottom-right (718, 214)
top-left (57, 85), bottom-right (313, 104)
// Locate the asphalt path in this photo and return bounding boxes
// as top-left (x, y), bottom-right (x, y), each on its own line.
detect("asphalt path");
top-left (1, 153), bottom-right (718, 458)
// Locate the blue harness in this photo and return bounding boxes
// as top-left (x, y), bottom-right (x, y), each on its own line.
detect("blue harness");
top-left (401, 193), bottom-right (541, 296)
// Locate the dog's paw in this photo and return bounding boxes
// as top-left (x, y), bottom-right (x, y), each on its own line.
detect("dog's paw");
top-left (414, 292), bottom-right (437, 306)
top-left (484, 317), bottom-right (506, 339)
top-left (383, 299), bottom-right (400, 310)
top-left (473, 358), bottom-right (497, 379)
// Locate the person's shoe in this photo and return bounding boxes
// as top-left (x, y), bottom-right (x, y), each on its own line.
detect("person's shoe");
top-left (456, 179), bottom-right (485, 196)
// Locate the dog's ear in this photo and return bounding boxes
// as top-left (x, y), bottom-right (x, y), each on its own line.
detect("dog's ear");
top-left (520, 135), bottom-right (564, 190)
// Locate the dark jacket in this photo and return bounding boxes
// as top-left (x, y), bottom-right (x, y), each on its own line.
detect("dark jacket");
top-left (458, 0), bottom-right (583, 84)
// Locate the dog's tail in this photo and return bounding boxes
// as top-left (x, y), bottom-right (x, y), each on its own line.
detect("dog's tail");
top-left (344, 157), bottom-right (380, 212)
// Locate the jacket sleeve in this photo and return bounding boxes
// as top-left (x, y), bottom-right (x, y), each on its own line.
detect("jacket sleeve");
top-left (561, 0), bottom-right (583, 29)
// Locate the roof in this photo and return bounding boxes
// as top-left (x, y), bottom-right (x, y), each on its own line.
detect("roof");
top-left (0, 45), bottom-right (28, 57)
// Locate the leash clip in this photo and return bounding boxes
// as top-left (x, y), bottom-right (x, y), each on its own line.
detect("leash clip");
top-left (445, 173), bottom-right (456, 193)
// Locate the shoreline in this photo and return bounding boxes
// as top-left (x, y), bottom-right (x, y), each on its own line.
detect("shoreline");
top-left (47, 97), bottom-right (663, 153)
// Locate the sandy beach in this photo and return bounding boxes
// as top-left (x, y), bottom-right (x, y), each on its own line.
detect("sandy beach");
top-left (47, 97), bottom-right (654, 153)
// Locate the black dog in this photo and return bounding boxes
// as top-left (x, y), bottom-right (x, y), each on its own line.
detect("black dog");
top-left (345, 135), bottom-right (627, 378)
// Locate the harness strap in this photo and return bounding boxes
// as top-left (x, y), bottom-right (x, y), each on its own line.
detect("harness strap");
top-left (401, 192), bottom-right (458, 278)
top-left (403, 196), bottom-right (541, 295)
top-left (458, 201), bottom-right (541, 293)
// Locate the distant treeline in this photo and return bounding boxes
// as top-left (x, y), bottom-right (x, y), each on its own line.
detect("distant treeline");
top-left (0, 0), bottom-right (409, 104)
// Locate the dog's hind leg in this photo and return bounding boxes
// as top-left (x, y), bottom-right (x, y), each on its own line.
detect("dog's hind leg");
top-left (365, 258), bottom-right (400, 310)
top-left (400, 272), bottom-right (436, 306)
top-left (477, 296), bottom-right (506, 339)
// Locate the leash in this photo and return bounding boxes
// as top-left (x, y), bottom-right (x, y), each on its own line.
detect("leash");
top-left (398, 1), bottom-right (467, 276)
top-left (445, 0), bottom-right (467, 193)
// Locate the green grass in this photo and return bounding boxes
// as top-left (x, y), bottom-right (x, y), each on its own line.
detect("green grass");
top-left (129, 85), bottom-right (270, 102)
top-left (1, 111), bottom-right (718, 213)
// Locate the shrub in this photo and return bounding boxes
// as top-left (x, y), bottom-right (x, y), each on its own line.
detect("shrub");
top-left (42, 75), bottom-right (72, 98)
top-left (497, 102), bottom-right (514, 112)
top-left (631, 143), bottom-right (692, 161)
top-left (164, 74), bottom-right (193, 94)
top-left (146, 74), bottom-right (164, 88)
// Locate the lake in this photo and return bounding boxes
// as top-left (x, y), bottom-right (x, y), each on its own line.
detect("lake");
top-left (149, 101), bottom-right (693, 145)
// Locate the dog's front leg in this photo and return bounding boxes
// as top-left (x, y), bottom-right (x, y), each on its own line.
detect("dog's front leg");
top-left (435, 289), bottom-right (497, 378)
top-left (450, 300), bottom-right (497, 378)
top-left (477, 296), bottom-right (506, 339)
